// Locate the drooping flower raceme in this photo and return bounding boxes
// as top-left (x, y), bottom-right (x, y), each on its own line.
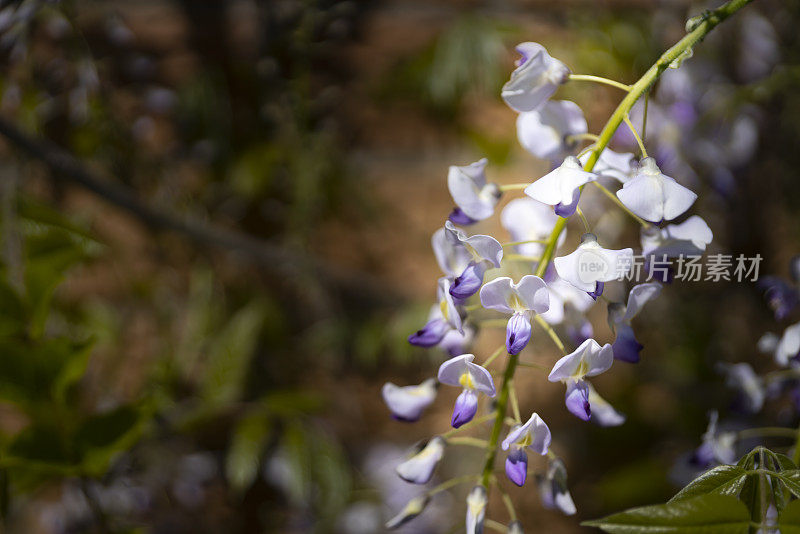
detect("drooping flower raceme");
top-left (438, 354), bottom-right (496, 428)
top-left (548, 339), bottom-right (614, 421)
top-left (501, 413), bottom-right (551, 486)
top-left (502, 42), bottom-right (570, 112)
top-left (607, 282), bottom-right (662, 363)
top-left (554, 233), bottom-right (633, 298)
top-left (447, 158), bottom-right (501, 224)
top-left (479, 275), bottom-right (550, 355)
top-left (433, 221), bottom-right (503, 299)
top-left (382, 378), bottom-right (437, 422)
top-left (524, 156), bottom-right (598, 217)
top-left (616, 157), bottom-right (697, 223)
top-left (396, 437), bottom-right (446, 484)
top-left (408, 277), bottom-right (463, 347)
top-left (517, 100), bottom-right (587, 162)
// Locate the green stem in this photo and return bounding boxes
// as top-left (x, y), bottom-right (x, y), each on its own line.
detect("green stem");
top-left (481, 0), bottom-right (755, 497)
top-left (480, 352), bottom-right (517, 488)
top-left (568, 74), bottom-right (631, 92)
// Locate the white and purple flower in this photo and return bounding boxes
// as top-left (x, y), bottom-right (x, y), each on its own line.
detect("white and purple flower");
top-left (479, 275), bottom-right (550, 355)
top-left (465, 486), bottom-right (488, 534)
top-left (502, 42), bottom-right (570, 112)
top-left (517, 100), bottom-right (587, 162)
top-left (607, 282), bottom-right (662, 363)
top-left (554, 233), bottom-right (633, 298)
top-left (396, 437), bottom-right (446, 485)
top-left (438, 354), bottom-right (496, 428)
top-left (381, 378), bottom-right (437, 422)
top-left (500, 197), bottom-right (564, 258)
top-left (501, 413), bottom-right (551, 486)
top-left (447, 158), bottom-right (501, 224)
top-left (536, 457), bottom-right (576, 515)
top-left (548, 339), bottom-right (614, 421)
top-left (433, 221), bottom-right (503, 299)
top-left (408, 278), bottom-right (464, 347)
top-left (616, 157), bottom-right (697, 223)
top-left (524, 156), bottom-right (597, 217)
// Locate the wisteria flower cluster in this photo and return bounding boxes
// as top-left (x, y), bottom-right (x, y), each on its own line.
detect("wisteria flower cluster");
top-left (379, 2), bottom-right (755, 531)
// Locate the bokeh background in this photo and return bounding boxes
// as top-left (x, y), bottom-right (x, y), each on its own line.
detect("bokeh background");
top-left (0, 0), bottom-right (798, 532)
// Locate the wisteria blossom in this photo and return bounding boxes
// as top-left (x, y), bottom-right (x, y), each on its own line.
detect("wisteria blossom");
top-left (773, 321), bottom-right (800, 366)
top-left (501, 42), bottom-right (570, 112)
top-left (385, 495), bottom-right (429, 530)
top-left (580, 148), bottom-right (636, 183)
top-left (616, 157), bottom-right (697, 223)
top-left (501, 197), bottom-right (564, 258)
top-left (501, 413), bottom-right (551, 486)
top-left (554, 233), bottom-right (633, 298)
top-left (447, 158), bottom-right (500, 224)
top-left (438, 354), bottom-right (496, 427)
top-left (381, 378), bottom-right (437, 422)
top-left (548, 339), bottom-right (614, 420)
top-left (586, 383), bottom-right (626, 427)
top-left (524, 156), bottom-right (597, 217)
top-left (517, 100), bottom-right (587, 162)
top-left (539, 270), bottom-right (594, 341)
top-left (408, 278), bottom-right (463, 347)
top-left (717, 362), bottom-right (765, 413)
top-left (607, 282), bottom-right (662, 363)
top-left (758, 256), bottom-right (800, 320)
top-left (396, 437), bottom-right (445, 484)
top-left (480, 275), bottom-right (550, 354)
top-left (537, 457), bottom-right (576, 515)
top-left (433, 221), bottom-right (503, 299)
top-left (465, 486), bottom-right (488, 534)
top-left (693, 411), bottom-right (737, 469)
top-left (640, 215), bottom-right (713, 258)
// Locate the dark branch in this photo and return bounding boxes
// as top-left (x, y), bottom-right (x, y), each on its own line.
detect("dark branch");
top-left (0, 115), bottom-right (393, 308)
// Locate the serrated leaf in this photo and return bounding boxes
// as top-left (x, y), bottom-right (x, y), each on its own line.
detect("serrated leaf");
top-left (582, 494), bottom-right (750, 533)
top-left (669, 465), bottom-right (748, 503)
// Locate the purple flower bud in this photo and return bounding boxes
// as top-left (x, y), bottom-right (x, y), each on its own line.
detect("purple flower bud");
top-left (565, 380), bottom-right (591, 421)
top-left (587, 281), bottom-right (604, 300)
top-left (451, 389), bottom-right (479, 428)
top-left (448, 207), bottom-right (478, 225)
top-left (506, 313), bottom-right (532, 355)
top-left (505, 447), bottom-right (528, 487)
top-left (612, 325), bottom-right (644, 363)
top-left (408, 318), bottom-right (449, 347)
top-left (451, 261), bottom-right (488, 299)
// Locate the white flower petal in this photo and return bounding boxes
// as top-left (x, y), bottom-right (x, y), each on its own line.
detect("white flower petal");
top-left (524, 156), bottom-right (597, 207)
top-left (621, 282), bottom-right (662, 323)
top-left (447, 158), bottom-right (499, 221)
top-left (502, 43), bottom-right (570, 112)
top-left (517, 100), bottom-right (587, 161)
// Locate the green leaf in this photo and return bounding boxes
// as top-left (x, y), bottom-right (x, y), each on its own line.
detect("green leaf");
top-left (582, 494), bottom-right (750, 533)
top-left (225, 410), bottom-right (271, 495)
top-left (669, 465), bottom-right (748, 503)
top-left (75, 404), bottom-right (144, 475)
top-left (780, 499), bottom-right (800, 532)
top-left (200, 302), bottom-right (265, 407)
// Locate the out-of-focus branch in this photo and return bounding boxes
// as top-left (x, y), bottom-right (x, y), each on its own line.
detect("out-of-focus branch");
top-left (0, 115), bottom-right (393, 307)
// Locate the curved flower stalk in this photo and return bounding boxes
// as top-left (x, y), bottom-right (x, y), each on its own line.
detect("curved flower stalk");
top-left (380, 1), bottom-right (753, 530)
